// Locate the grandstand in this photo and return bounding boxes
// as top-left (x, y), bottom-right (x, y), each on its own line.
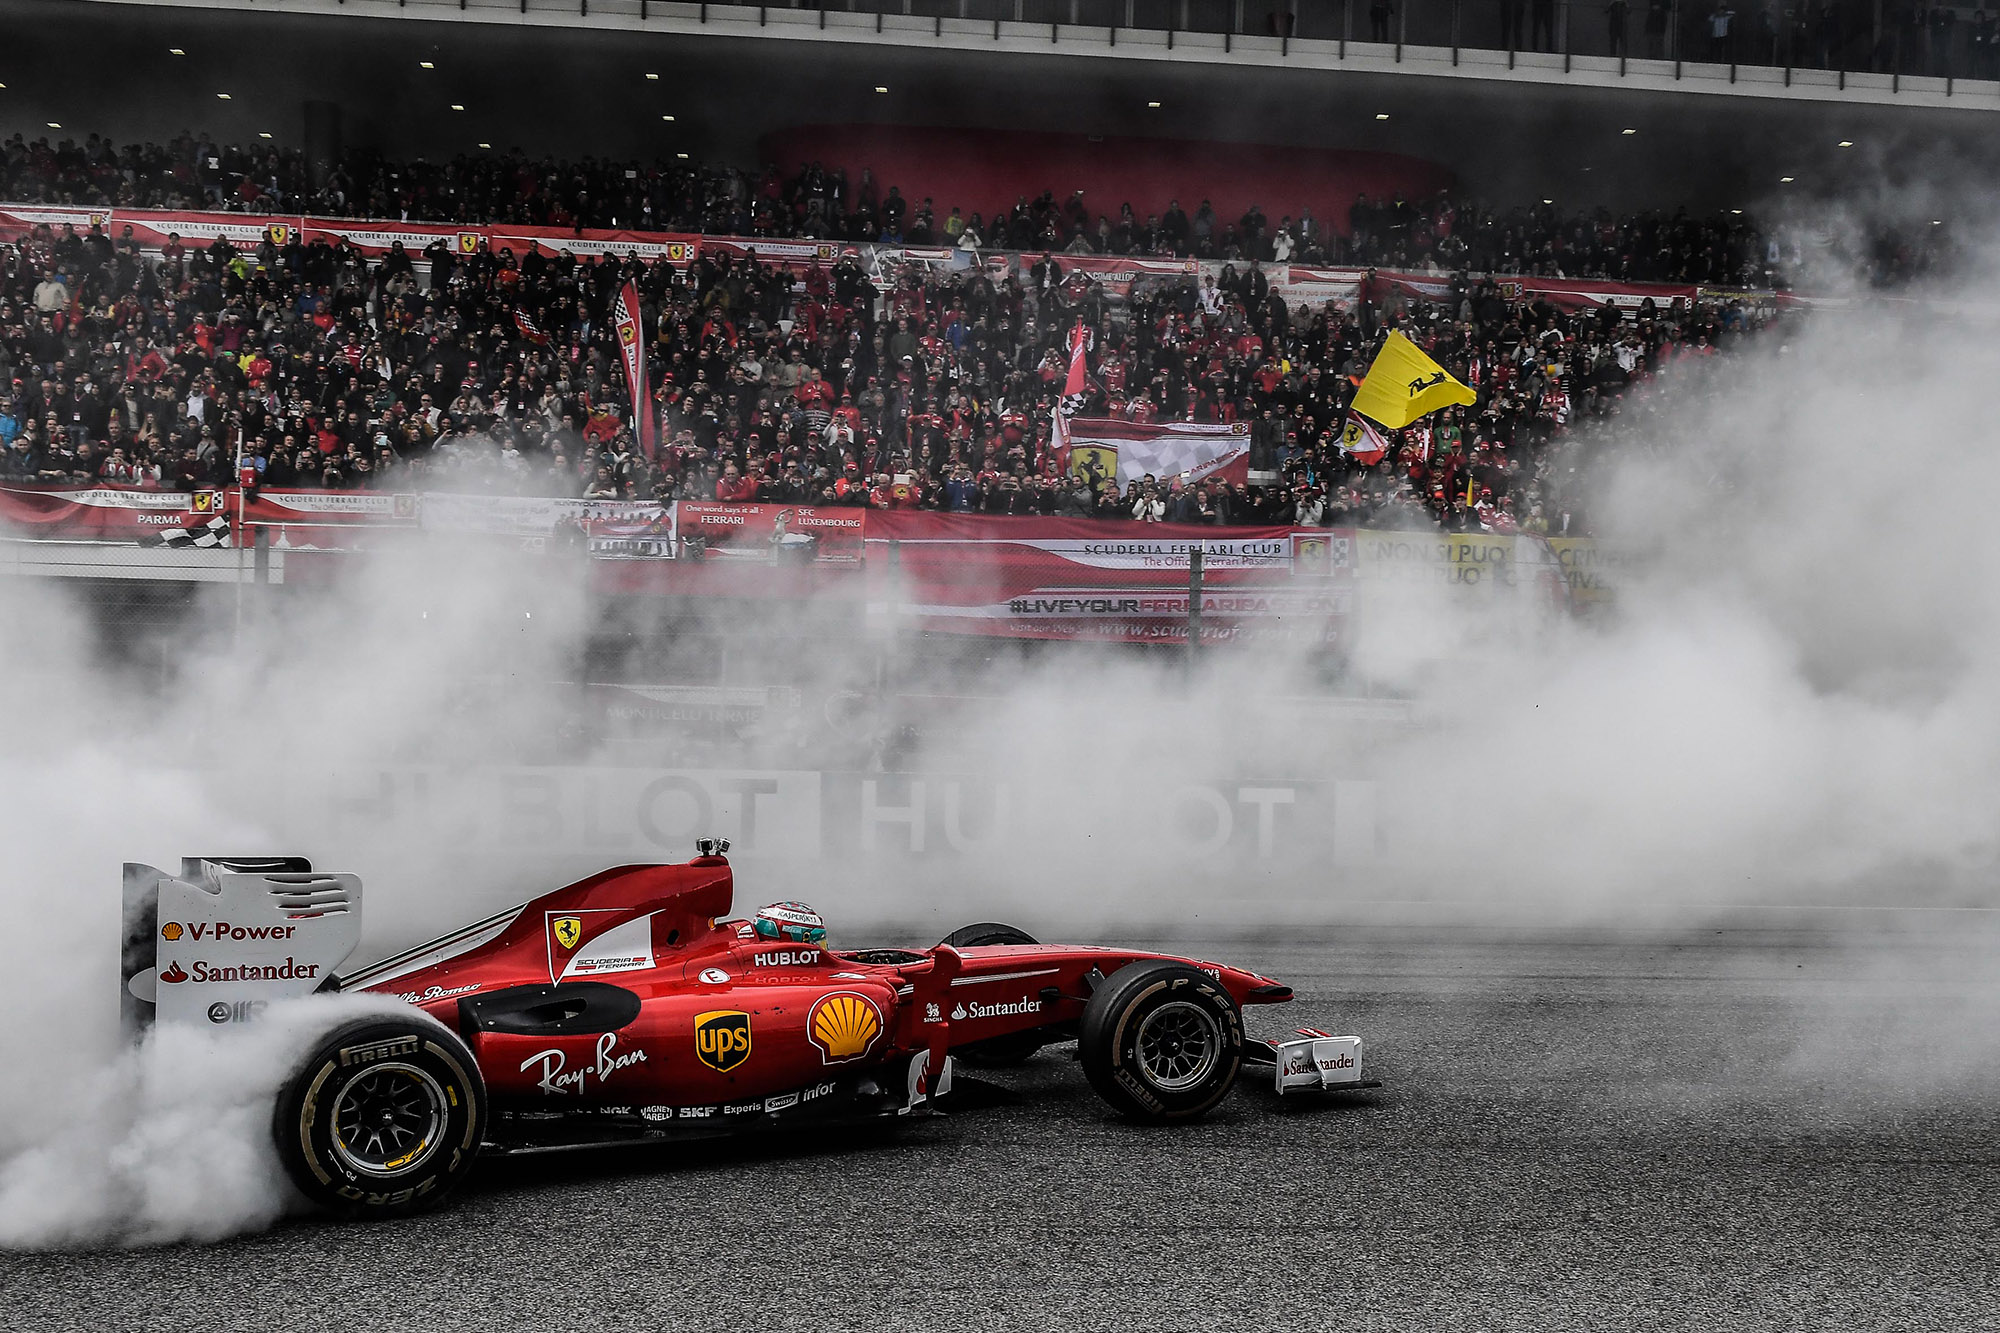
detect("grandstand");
top-left (0, 0), bottom-right (1985, 677)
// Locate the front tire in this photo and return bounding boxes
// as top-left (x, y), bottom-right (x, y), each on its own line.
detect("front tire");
top-left (939, 922), bottom-right (1037, 949)
top-left (273, 1014), bottom-right (486, 1220)
top-left (1080, 960), bottom-right (1243, 1121)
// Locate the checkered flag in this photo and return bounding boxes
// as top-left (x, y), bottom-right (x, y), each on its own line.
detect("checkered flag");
top-left (159, 515), bottom-right (232, 549)
top-left (1136, 426), bottom-right (1247, 479)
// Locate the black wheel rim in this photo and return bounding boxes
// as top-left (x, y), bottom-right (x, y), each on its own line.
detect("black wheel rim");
top-left (329, 1061), bottom-right (448, 1178)
top-left (1134, 1000), bottom-right (1222, 1092)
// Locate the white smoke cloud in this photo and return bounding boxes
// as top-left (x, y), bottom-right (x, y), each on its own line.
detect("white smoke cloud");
top-left (0, 995), bottom-right (412, 1250)
top-left (4, 266), bottom-right (2000, 1246)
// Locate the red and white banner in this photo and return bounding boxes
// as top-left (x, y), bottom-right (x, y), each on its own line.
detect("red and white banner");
top-left (0, 205), bottom-right (699, 267)
top-left (1057, 418), bottom-right (1252, 489)
top-left (694, 237), bottom-right (845, 266)
top-left (865, 513), bottom-right (1354, 644)
top-left (419, 493), bottom-right (673, 557)
top-left (612, 281), bottom-right (658, 460)
top-left (1277, 266), bottom-right (1369, 308)
top-left (0, 484), bottom-right (207, 541)
top-left (676, 503), bottom-right (865, 563)
top-left (0, 204), bottom-right (1772, 316)
top-left (1040, 254), bottom-right (1203, 299)
top-left (1336, 414), bottom-right (1391, 466)
top-left (1272, 266), bottom-right (1703, 315)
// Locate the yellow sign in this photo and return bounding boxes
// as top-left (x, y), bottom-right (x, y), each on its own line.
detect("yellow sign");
top-left (1067, 444), bottom-right (1118, 488)
top-left (695, 1010), bottom-right (752, 1072)
top-left (1350, 331), bottom-right (1476, 430)
top-left (1548, 537), bottom-right (1617, 604)
top-left (455, 231), bottom-right (481, 255)
top-left (551, 916), bottom-right (582, 951)
top-left (808, 992), bottom-right (883, 1065)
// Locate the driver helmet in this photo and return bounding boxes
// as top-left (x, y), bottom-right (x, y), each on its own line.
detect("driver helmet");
top-left (753, 901), bottom-right (826, 945)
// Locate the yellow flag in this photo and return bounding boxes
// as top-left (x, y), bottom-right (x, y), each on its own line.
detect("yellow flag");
top-left (1349, 330), bottom-right (1476, 430)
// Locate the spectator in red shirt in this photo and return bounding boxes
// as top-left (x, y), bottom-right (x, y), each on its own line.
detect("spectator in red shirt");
top-left (714, 463), bottom-right (758, 503)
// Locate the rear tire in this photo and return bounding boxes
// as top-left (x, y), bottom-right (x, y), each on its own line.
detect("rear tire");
top-left (273, 1014), bottom-right (486, 1220)
top-left (1079, 960), bottom-right (1243, 1122)
top-left (939, 922), bottom-right (1048, 1067)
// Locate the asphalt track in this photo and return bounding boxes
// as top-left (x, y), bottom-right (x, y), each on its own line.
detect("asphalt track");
top-left (7, 925), bottom-right (2000, 1332)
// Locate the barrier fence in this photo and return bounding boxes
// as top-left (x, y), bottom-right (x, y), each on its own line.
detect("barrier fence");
top-left (0, 483), bottom-right (1609, 642)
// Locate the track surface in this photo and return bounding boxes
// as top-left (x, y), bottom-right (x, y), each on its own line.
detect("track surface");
top-left (7, 927), bottom-right (2000, 1332)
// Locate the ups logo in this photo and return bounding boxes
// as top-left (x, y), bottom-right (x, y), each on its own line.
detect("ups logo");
top-left (694, 1010), bottom-right (752, 1072)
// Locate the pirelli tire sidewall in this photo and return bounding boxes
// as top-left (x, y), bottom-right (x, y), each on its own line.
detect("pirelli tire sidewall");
top-left (1080, 960), bottom-right (1244, 1122)
top-left (273, 1014), bottom-right (487, 1219)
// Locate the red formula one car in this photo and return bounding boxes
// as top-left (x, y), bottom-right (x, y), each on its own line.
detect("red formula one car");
top-left (120, 842), bottom-right (1374, 1218)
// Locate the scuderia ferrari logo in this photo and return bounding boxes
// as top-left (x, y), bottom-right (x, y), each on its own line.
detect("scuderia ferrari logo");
top-left (552, 916), bottom-right (582, 951)
top-left (694, 1010), bottom-right (752, 1072)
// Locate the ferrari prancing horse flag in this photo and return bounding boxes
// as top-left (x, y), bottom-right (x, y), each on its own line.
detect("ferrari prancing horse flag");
top-left (1349, 330), bottom-right (1476, 430)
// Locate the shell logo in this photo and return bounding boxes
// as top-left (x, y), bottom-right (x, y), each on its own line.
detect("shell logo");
top-left (807, 992), bottom-right (883, 1065)
top-left (160, 922), bottom-right (184, 941)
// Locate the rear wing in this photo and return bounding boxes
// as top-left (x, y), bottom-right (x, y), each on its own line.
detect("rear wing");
top-left (121, 858), bottom-right (363, 1033)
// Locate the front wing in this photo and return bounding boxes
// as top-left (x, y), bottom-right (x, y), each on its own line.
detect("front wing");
top-left (1249, 1029), bottom-right (1382, 1095)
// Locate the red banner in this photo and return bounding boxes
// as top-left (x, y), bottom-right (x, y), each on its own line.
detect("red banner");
top-left (612, 281), bottom-right (657, 460)
top-left (675, 502), bottom-right (865, 564)
top-left (1047, 254), bottom-right (1204, 299)
top-left (0, 204), bottom-right (1766, 314)
top-left (0, 205), bottom-right (698, 266)
top-left (0, 484), bottom-right (207, 541)
top-left (864, 513), bottom-right (1354, 644)
top-left (0, 485), bottom-right (416, 547)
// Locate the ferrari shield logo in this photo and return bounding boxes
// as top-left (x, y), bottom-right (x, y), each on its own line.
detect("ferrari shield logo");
top-left (267, 224), bottom-right (291, 246)
top-left (694, 1011), bottom-right (752, 1072)
top-left (552, 916), bottom-right (582, 951)
top-left (618, 320), bottom-right (637, 347)
top-left (1067, 444), bottom-right (1117, 487)
top-left (455, 231), bottom-right (481, 254)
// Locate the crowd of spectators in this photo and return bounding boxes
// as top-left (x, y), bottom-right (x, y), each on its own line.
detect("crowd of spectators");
top-left (9, 129), bottom-right (1951, 291)
top-left (0, 164), bottom-right (1788, 538)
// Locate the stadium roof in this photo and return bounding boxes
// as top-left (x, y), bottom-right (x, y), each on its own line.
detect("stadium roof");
top-left (10, 0), bottom-right (1996, 211)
